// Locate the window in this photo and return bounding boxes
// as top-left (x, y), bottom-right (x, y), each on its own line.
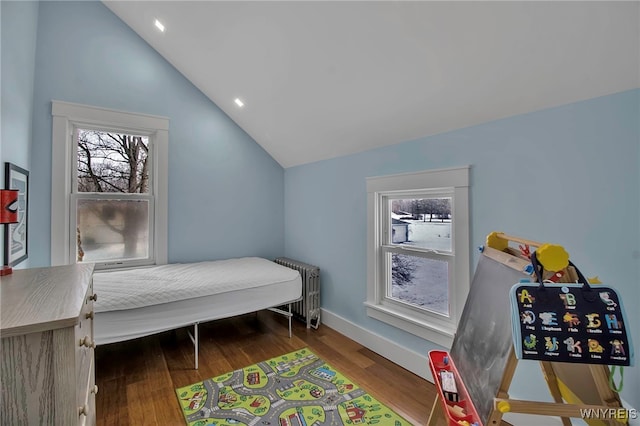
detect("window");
top-left (51, 101), bottom-right (168, 269)
top-left (365, 167), bottom-right (470, 348)
top-left (74, 129), bottom-right (152, 265)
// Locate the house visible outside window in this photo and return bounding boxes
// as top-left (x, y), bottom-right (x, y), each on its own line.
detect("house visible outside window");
top-left (51, 101), bottom-right (168, 269)
top-left (365, 167), bottom-right (470, 348)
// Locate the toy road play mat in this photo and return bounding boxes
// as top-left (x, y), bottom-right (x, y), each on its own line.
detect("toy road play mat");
top-left (176, 348), bottom-right (412, 426)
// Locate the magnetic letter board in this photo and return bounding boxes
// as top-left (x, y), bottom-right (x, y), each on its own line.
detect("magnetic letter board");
top-left (510, 282), bottom-right (634, 366)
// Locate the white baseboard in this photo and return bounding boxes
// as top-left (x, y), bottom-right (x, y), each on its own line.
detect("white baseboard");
top-left (321, 308), bottom-right (432, 382)
top-left (321, 308), bottom-right (638, 426)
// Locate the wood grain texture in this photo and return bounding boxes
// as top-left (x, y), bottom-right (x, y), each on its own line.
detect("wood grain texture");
top-left (1, 332), bottom-right (55, 425)
top-left (95, 311), bottom-right (437, 426)
top-left (1, 264), bottom-right (95, 426)
top-left (1, 263), bottom-right (95, 337)
top-left (52, 326), bottom-right (80, 425)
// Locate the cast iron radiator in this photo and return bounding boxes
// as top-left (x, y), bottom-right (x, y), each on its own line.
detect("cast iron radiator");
top-left (274, 257), bottom-right (320, 329)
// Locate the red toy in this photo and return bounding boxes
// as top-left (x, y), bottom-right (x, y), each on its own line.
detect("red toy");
top-left (428, 350), bottom-right (482, 426)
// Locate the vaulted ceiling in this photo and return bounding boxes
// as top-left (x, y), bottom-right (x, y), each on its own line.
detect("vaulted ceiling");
top-left (103, 1), bottom-right (639, 168)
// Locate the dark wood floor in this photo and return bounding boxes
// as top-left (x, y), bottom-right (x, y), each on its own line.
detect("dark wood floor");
top-left (95, 311), bottom-right (439, 425)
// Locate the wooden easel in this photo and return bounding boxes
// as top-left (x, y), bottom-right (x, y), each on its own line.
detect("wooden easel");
top-left (489, 349), bottom-right (623, 426)
top-left (427, 233), bottom-right (625, 426)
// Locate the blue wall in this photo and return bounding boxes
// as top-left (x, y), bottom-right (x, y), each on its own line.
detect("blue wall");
top-left (27, 1), bottom-right (284, 266)
top-left (0, 0), bottom-right (39, 269)
top-left (3, 0), bottom-right (638, 412)
top-left (284, 89), bottom-right (640, 408)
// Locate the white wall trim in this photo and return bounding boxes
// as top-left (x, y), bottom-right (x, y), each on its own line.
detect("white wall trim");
top-left (363, 302), bottom-right (453, 348)
top-left (365, 165), bottom-right (470, 344)
top-left (52, 100), bottom-right (169, 131)
top-left (322, 308), bottom-right (639, 426)
top-left (50, 100), bottom-right (168, 267)
top-left (365, 165), bottom-right (470, 192)
top-left (321, 308), bottom-right (433, 382)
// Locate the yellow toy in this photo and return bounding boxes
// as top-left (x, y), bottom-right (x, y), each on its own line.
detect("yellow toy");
top-left (485, 232), bottom-right (542, 254)
top-left (447, 404), bottom-right (466, 417)
top-left (497, 400), bottom-right (511, 413)
top-left (536, 243), bottom-right (570, 272)
top-left (485, 231), bottom-right (509, 251)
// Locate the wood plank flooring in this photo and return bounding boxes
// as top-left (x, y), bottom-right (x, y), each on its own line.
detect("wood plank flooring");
top-left (95, 311), bottom-right (440, 425)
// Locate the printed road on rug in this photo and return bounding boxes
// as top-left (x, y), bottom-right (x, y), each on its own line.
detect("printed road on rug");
top-left (176, 347), bottom-right (412, 426)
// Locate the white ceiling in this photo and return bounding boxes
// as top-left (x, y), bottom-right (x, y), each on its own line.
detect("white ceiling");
top-left (103, 1), bottom-right (639, 168)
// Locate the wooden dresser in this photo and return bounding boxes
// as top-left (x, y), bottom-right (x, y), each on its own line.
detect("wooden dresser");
top-left (1, 263), bottom-right (97, 425)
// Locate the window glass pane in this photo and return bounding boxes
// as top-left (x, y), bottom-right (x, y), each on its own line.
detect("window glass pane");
top-left (76, 199), bottom-right (149, 263)
top-left (390, 197), bottom-right (452, 252)
top-left (77, 129), bottom-right (149, 193)
top-left (389, 253), bottom-right (449, 316)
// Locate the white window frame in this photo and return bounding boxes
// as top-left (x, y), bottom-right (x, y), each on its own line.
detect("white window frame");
top-left (365, 166), bottom-right (470, 348)
top-left (51, 100), bottom-right (168, 269)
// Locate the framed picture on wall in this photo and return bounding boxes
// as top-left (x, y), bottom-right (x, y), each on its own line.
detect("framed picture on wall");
top-left (4, 163), bottom-right (29, 267)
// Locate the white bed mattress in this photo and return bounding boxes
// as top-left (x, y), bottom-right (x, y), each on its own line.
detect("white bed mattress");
top-left (93, 257), bottom-right (302, 345)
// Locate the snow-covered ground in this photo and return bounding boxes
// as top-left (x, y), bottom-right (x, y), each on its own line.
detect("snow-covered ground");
top-left (401, 219), bottom-right (452, 252)
top-left (390, 220), bottom-right (451, 315)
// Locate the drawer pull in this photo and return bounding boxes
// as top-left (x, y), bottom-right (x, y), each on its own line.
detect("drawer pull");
top-left (92, 385), bottom-right (99, 395)
top-left (85, 311), bottom-right (95, 320)
top-left (79, 336), bottom-right (96, 348)
top-left (89, 293), bottom-right (98, 302)
top-left (78, 404), bottom-right (89, 416)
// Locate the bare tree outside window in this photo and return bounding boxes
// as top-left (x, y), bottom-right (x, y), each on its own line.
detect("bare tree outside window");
top-left (76, 129), bottom-right (151, 263)
top-left (367, 167), bottom-right (469, 346)
top-left (388, 197), bottom-right (452, 315)
top-left (392, 198), bottom-right (451, 223)
top-left (77, 130), bottom-right (149, 194)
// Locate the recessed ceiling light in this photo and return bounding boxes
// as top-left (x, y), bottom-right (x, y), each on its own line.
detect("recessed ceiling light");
top-left (154, 19), bottom-right (165, 32)
top-left (234, 98), bottom-right (244, 108)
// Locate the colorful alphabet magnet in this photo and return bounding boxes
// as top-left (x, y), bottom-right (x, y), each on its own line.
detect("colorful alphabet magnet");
top-left (510, 283), bottom-right (634, 366)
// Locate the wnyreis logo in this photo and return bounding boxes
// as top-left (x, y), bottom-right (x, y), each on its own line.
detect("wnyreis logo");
top-left (580, 408), bottom-right (638, 421)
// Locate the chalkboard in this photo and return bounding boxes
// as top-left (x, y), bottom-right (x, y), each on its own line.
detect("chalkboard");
top-left (450, 253), bottom-right (527, 425)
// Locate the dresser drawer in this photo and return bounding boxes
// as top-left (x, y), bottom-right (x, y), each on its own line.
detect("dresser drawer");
top-left (76, 281), bottom-right (96, 414)
top-left (87, 365), bottom-right (97, 426)
top-left (1, 264), bottom-right (96, 426)
top-left (77, 358), bottom-right (96, 426)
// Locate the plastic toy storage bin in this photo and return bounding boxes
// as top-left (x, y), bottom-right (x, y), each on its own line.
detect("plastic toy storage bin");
top-left (428, 350), bottom-right (482, 426)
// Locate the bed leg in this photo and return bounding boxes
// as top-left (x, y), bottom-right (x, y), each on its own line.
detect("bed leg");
top-left (188, 322), bottom-right (199, 370)
top-left (288, 303), bottom-right (292, 339)
top-left (267, 302), bottom-right (296, 338)
top-left (194, 322), bottom-right (199, 370)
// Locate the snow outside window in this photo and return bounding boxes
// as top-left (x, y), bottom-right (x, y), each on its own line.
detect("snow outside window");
top-left (73, 128), bottom-right (154, 267)
top-left (365, 167), bottom-right (470, 348)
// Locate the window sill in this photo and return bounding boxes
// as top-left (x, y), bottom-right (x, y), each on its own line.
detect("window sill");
top-left (364, 301), bottom-right (454, 348)
top-left (92, 260), bottom-right (158, 272)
